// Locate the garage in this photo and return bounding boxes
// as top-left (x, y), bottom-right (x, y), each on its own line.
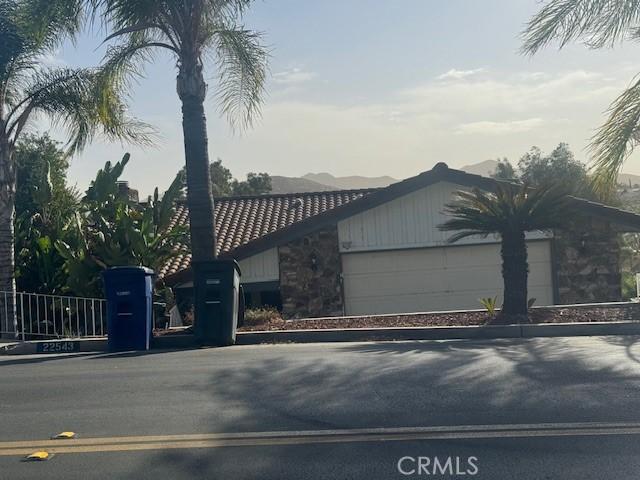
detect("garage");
top-left (341, 241), bottom-right (554, 315)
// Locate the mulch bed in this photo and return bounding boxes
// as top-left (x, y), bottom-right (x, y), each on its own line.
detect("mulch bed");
top-left (237, 303), bottom-right (640, 332)
top-left (151, 304), bottom-right (640, 335)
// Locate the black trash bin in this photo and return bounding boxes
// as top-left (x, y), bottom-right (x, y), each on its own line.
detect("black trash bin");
top-left (102, 266), bottom-right (154, 352)
top-left (193, 260), bottom-right (241, 346)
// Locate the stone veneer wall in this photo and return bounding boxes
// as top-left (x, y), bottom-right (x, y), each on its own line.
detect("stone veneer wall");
top-left (552, 217), bottom-right (621, 304)
top-left (279, 226), bottom-right (344, 318)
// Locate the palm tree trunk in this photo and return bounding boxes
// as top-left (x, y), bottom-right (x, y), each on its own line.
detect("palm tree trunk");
top-left (0, 139), bottom-right (16, 337)
top-left (177, 58), bottom-right (217, 262)
top-left (501, 230), bottom-right (528, 316)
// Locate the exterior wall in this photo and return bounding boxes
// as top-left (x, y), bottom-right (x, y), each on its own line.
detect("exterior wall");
top-left (174, 248), bottom-right (279, 289)
top-left (337, 181), bottom-right (548, 253)
top-left (238, 247), bottom-right (279, 283)
top-left (278, 226), bottom-right (344, 318)
top-left (553, 217), bottom-right (622, 304)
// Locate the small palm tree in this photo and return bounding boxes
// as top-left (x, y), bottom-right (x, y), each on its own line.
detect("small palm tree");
top-left (439, 183), bottom-right (573, 316)
top-left (94, 0), bottom-right (268, 263)
top-left (522, 0), bottom-right (640, 192)
top-left (0, 0), bottom-right (147, 334)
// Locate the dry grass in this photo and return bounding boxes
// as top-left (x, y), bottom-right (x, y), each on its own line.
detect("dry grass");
top-left (243, 307), bottom-right (283, 327)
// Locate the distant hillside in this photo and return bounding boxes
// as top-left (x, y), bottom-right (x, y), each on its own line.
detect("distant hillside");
top-left (303, 172), bottom-right (397, 190)
top-left (269, 172), bottom-right (398, 194)
top-left (267, 161), bottom-right (640, 195)
top-left (618, 172), bottom-right (640, 187)
top-left (270, 176), bottom-right (335, 194)
top-left (460, 160), bottom-right (500, 177)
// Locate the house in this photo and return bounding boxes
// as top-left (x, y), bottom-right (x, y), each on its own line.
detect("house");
top-left (161, 163), bottom-right (640, 318)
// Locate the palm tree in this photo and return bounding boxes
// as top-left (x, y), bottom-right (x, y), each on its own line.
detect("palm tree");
top-left (521, 0), bottom-right (640, 192)
top-left (439, 183), bottom-right (573, 316)
top-left (94, 0), bottom-right (268, 263)
top-left (0, 0), bottom-right (147, 335)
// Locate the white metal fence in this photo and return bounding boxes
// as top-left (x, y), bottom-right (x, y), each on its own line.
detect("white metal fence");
top-left (0, 291), bottom-right (107, 340)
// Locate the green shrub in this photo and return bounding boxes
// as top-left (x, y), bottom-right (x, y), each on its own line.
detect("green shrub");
top-left (622, 272), bottom-right (637, 300)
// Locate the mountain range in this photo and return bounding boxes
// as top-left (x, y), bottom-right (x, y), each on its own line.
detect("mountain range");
top-left (270, 172), bottom-right (400, 194)
top-left (269, 160), bottom-right (640, 194)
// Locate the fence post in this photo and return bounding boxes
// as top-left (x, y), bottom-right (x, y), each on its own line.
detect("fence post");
top-left (0, 290), bottom-right (17, 339)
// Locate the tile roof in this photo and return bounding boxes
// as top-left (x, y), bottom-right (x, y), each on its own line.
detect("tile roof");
top-left (159, 189), bottom-right (379, 278)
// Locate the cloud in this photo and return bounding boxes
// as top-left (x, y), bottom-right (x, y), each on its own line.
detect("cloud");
top-left (208, 68), bottom-right (631, 179)
top-left (455, 118), bottom-right (544, 135)
top-left (37, 50), bottom-right (67, 68)
top-left (273, 67), bottom-right (316, 85)
top-left (437, 68), bottom-right (487, 80)
top-left (70, 65), bottom-right (640, 195)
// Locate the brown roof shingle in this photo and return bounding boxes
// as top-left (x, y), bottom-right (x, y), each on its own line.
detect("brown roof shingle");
top-left (159, 189), bottom-right (378, 278)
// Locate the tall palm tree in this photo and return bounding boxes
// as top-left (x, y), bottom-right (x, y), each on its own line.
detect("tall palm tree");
top-left (439, 183), bottom-right (573, 316)
top-left (94, 0), bottom-right (268, 263)
top-left (0, 0), bottom-right (147, 335)
top-left (522, 0), bottom-right (640, 192)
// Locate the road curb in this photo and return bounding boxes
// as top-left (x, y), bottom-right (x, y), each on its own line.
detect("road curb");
top-left (2, 321), bottom-right (640, 354)
top-left (236, 321), bottom-right (640, 345)
top-left (520, 321), bottom-right (640, 338)
top-left (0, 338), bottom-right (107, 355)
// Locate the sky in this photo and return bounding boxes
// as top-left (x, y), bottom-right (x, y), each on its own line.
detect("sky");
top-left (43, 0), bottom-right (640, 196)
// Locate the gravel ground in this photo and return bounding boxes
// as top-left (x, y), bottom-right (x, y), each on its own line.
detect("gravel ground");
top-left (152, 304), bottom-right (640, 335)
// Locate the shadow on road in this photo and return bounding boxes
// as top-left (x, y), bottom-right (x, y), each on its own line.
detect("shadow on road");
top-left (122, 336), bottom-right (640, 478)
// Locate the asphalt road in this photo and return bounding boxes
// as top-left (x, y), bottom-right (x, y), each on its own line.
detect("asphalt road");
top-left (2, 336), bottom-right (640, 479)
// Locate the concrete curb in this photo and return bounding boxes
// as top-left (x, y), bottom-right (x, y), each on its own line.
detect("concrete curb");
top-left (2, 321), bottom-right (640, 354)
top-left (236, 321), bottom-right (640, 345)
top-left (520, 321), bottom-right (640, 338)
top-left (0, 338), bottom-right (107, 355)
top-left (0, 335), bottom-right (198, 354)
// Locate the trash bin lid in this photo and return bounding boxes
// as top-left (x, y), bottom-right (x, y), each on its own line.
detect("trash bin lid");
top-left (102, 266), bottom-right (154, 277)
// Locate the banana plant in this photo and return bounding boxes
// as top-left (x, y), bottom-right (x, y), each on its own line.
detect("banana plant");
top-left (56, 154), bottom-right (189, 297)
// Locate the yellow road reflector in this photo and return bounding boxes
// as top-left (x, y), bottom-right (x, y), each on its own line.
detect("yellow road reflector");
top-left (52, 432), bottom-right (75, 440)
top-left (24, 451), bottom-right (50, 461)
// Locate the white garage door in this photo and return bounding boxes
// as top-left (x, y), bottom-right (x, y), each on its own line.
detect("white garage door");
top-left (341, 241), bottom-right (554, 315)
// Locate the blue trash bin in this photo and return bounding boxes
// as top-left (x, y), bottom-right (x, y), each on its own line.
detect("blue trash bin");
top-left (102, 266), bottom-right (154, 352)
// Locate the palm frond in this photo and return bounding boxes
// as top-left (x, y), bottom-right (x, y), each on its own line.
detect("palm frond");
top-left (522, 0), bottom-right (640, 55)
top-left (16, 0), bottom-right (85, 50)
top-left (214, 26), bottom-right (268, 130)
top-left (589, 75), bottom-right (640, 194)
top-left (439, 183), bottom-right (576, 244)
top-left (7, 67), bottom-right (153, 153)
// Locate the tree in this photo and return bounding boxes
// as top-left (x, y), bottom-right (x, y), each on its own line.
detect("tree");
top-left (15, 134), bottom-right (75, 218)
top-left (491, 157), bottom-right (517, 181)
top-left (490, 144), bottom-right (598, 199)
top-left (14, 134), bottom-right (78, 294)
top-left (518, 143), bottom-right (597, 199)
top-left (439, 183), bottom-right (574, 316)
top-left (96, 0), bottom-right (268, 265)
top-left (209, 159), bottom-right (233, 197)
top-left (182, 158), bottom-right (273, 197)
top-left (522, 0), bottom-right (640, 192)
top-left (0, 0), bottom-right (146, 333)
top-left (232, 172), bottom-right (271, 195)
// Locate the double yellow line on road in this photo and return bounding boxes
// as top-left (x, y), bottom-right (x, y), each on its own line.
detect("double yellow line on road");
top-left (3, 421), bottom-right (640, 456)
